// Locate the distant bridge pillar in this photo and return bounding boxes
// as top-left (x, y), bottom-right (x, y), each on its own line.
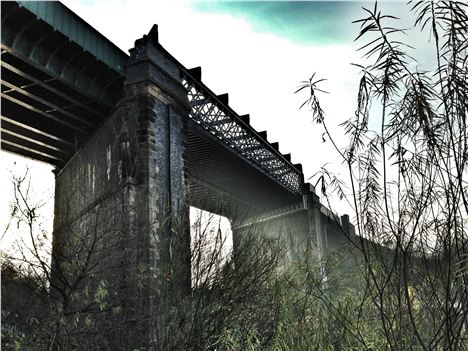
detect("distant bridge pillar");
top-left (230, 183), bottom-right (330, 268)
top-left (51, 26), bottom-right (191, 349)
top-left (303, 184), bottom-right (326, 272)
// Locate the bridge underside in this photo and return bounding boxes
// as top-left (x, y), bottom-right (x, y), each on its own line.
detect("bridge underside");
top-left (1, 1), bottom-right (122, 165)
top-left (1, 1), bottom-right (300, 219)
top-left (1, 2), bottom-right (298, 217)
top-left (187, 121), bottom-right (299, 218)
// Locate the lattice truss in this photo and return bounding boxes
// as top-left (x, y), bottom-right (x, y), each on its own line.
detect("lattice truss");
top-left (181, 74), bottom-right (302, 194)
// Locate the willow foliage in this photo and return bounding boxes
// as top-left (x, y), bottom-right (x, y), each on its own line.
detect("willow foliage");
top-left (302, 1), bottom-right (468, 350)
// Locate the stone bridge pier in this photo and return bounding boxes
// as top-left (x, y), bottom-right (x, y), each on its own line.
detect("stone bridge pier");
top-left (232, 184), bottom-right (352, 269)
top-left (52, 27), bottom-right (192, 349)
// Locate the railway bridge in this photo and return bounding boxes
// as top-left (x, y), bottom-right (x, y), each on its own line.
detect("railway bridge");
top-left (1, 1), bottom-right (354, 347)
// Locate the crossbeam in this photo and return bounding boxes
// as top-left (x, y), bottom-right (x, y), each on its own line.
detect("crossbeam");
top-left (1, 116), bottom-right (75, 148)
top-left (2, 80), bottom-right (95, 128)
top-left (2, 139), bottom-right (65, 164)
top-left (1, 93), bottom-right (86, 133)
top-left (1, 128), bottom-right (68, 154)
top-left (1, 59), bottom-right (103, 118)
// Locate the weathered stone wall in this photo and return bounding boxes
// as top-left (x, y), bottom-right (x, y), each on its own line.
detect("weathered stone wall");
top-left (52, 91), bottom-right (146, 347)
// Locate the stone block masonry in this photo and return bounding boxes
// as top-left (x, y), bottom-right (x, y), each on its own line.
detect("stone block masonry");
top-left (52, 26), bottom-right (191, 349)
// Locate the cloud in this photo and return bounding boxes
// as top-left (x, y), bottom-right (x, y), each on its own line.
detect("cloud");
top-left (192, 1), bottom-right (361, 46)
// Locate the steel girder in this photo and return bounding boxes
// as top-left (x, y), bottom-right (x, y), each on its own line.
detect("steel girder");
top-left (186, 120), bottom-right (300, 216)
top-left (181, 71), bottom-right (303, 195)
top-left (1, 1), bottom-right (123, 165)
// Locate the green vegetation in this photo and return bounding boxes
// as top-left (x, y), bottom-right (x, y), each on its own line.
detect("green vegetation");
top-left (298, 1), bottom-right (468, 350)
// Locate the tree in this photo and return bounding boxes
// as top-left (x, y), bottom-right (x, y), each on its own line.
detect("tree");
top-left (2, 170), bottom-right (384, 351)
top-left (1, 167), bottom-right (134, 350)
top-left (300, 1), bottom-right (468, 350)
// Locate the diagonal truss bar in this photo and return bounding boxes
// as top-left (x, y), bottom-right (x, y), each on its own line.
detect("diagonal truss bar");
top-left (181, 71), bottom-right (303, 194)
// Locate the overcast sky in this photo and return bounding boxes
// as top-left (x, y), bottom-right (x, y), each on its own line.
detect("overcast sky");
top-left (1, 1), bottom-right (433, 251)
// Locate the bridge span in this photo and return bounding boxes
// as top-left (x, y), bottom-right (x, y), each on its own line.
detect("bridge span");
top-left (1, 1), bottom-right (355, 348)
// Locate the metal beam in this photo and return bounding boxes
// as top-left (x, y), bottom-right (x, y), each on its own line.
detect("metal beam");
top-left (2, 80), bottom-right (95, 128)
top-left (188, 175), bottom-right (259, 210)
top-left (228, 134), bottom-right (251, 143)
top-left (256, 155), bottom-right (277, 163)
top-left (190, 98), bottom-right (208, 107)
top-left (275, 168), bottom-right (296, 176)
top-left (210, 118), bottom-right (232, 127)
top-left (187, 119), bottom-right (301, 197)
top-left (1, 57), bottom-right (104, 118)
top-left (1, 93), bottom-right (86, 133)
top-left (1, 115), bottom-right (75, 147)
top-left (9, 78), bottom-right (56, 91)
top-left (1, 139), bottom-right (64, 164)
top-left (182, 74), bottom-right (303, 194)
top-left (1, 128), bottom-right (69, 154)
top-left (268, 164), bottom-right (289, 172)
top-left (240, 145), bottom-right (262, 153)
top-left (11, 16), bottom-right (37, 51)
top-left (17, 0), bottom-right (128, 74)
